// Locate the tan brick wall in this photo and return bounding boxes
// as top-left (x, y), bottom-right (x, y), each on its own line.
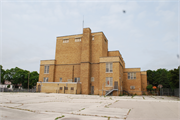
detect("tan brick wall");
top-left (99, 62), bottom-right (120, 96)
top-left (39, 64), bottom-right (55, 82)
top-left (91, 33), bottom-right (103, 63)
top-left (36, 82), bottom-right (81, 94)
top-left (123, 70), bottom-right (142, 95)
top-left (141, 72), bottom-right (147, 92)
top-left (81, 28), bottom-right (91, 62)
top-left (90, 64), bottom-right (99, 95)
top-left (80, 63), bottom-right (90, 94)
top-left (40, 60), bottom-right (55, 65)
top-left (55, 36), bottom-right (82, 65)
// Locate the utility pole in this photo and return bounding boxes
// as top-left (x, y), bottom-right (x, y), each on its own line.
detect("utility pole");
top-left (28, 72), bottom-right (30, 91)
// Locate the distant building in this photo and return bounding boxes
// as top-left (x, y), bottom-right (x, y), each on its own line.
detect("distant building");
top-left (36, 28), bottom-right (147, 95)
top-left (0, 80), bottom-right (13, 89)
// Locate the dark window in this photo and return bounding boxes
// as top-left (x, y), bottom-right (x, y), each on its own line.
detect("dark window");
top-left (71, 87), bottom-right (74, 90)
top-left (60, 87), bottom-right (62, 90)
top-left (65, 87), bottom-right (68, 90)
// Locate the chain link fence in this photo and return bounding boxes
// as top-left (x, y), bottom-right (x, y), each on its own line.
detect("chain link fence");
top-left (0, 88), bottom-right (36, 92)
top-left (160, 88), bottom-right (179, 97)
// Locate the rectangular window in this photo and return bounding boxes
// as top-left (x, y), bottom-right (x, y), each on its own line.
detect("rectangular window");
top-left (74, 78), bottom-right (80, 82)
top-left (128, 73), bottom-right (136, 79)
top-left (65, 87), bottom-right (68, 90)
top-left (91, 77), bottom-right (94, 82)
top-left (75, 38), bottom-right (81, 42)
top-left (92, 36), bottom-right (94, 40)
top-left (130, 86), bottom-right (135, 89)
top-left (106, 77), bottom-right (113, 87)
top-left (59, 78), bottom-right (62, 82)
top-left (68, 79), bottom-right (72, 82)
top-left (106, 63), bottom-right (113, 72)
top-left (60, 87), bottom-right (63, 90)
top-left (43, 77), bottom-right (48, 82)
top-left (44, 65), bottom-right (49, 74)
top-left (63, 39), bottom-right (69, 43)
top-left (71, 87), bottom-right (74, 90)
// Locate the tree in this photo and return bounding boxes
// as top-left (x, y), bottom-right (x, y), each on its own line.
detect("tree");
top-left (169, 67), bottom-right (179, 89)
top-left (4, 67), bottom-right (39, 89)
top-left (0, 65), bottom-right (6, 84)
top-left (146, 84), bottom-right (153, 91)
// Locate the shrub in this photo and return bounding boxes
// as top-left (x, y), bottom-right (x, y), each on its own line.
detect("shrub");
top-left (146, 84), bottom-right (153, 91)
top-left (7, 85), bottom-right (10, 88)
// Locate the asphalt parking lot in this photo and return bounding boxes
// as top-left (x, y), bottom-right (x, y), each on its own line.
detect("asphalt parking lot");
top-left (0, 93), bottom-right (179, 120)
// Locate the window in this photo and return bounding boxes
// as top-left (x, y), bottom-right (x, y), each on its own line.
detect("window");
top-left (104, 39), bottom-right (106, 44)
top-left (63, 39), bottom-right (69, 43)
top-left (91, 77), bottom-right (94, 82)
top-left (43, 77), bottom-right (48, 82)
top-left (92, 36), bottom-right (94, 40)
top-left (128, 72), bottom-right (136, 79)
top-left (130, 86), bottom-right (135, 90)
top-left (106, 77), bottom-right (113, 87)
top-left (106, 63), bottom-right (113, 72)
top-left (60, 87), bottom-right (63, 90)
top-left (71, 87), bottom-right (74, 90)
top-left (65, 87), bottom-right (68, 90)
top-left (68, 79), bottom-right (72, 82)
top-left (74, 78), bottom-right (80, 82)
top-left (59, 78), bottom-right (62, 82)
top-left (75, 38), bottom-right (81, 42)
top-left (44, 65), bottom-right (49, 74)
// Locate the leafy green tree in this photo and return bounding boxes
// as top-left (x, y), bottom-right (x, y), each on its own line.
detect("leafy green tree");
top-left (0, 65), bottom-right (6, 84)
top-left (169, 67), bottom-right (179, 89)
top-left (146, 84), bottom-right (153, 91)
top-left (4, 67), bottom-right (39, 89)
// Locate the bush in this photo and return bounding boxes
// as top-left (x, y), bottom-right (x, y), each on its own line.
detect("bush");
top-left (146, 84), bottom-right (153, 91)
top-left (7, 85), bottom-right (10, 88)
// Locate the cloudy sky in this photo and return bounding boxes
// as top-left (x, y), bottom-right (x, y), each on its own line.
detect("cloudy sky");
top-left (0, 0), bottom-right (179, 72)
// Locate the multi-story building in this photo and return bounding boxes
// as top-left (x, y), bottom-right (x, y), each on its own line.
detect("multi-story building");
top-left (36, 28), bottom-right (147, 95)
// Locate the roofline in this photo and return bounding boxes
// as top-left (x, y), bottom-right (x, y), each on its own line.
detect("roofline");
top-left (40, 59), bottom-right (55, 61)
top-left (57, 31), bottom-right (104, 38)
top-left (125, 68), bottom-right (141, 69)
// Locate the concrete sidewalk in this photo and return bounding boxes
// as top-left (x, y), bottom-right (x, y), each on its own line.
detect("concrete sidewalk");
top-left (0, 93), bottom-right (179, 120)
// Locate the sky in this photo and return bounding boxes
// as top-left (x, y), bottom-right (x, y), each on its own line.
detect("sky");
top-left (0, 0), bottom-right (179, 72)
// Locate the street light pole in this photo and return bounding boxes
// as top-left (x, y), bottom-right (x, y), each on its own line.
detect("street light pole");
top-left (28, 72), bottom-right (30, 92)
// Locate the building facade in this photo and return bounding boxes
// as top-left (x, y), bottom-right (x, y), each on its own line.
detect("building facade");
top-left (36, 28), bottom-right (147, 95)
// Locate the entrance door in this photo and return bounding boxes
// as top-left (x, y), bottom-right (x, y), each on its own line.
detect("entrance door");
top-left (91, 86), bottom-right (94, 95)
top-left (114, 81), bottom-right (118, 89)
top-left (38, 85), bottom-right (41, 92)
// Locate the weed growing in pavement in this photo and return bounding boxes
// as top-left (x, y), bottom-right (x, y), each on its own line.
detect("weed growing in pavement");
top-left (55, 115), bottom-right (64, 120)
top-left (143, 97), bottom-right (145, 99)
top-left (108, 117), bottom-right (110, 120)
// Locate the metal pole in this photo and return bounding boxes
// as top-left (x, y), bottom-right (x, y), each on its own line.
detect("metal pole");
top-left (28, 72), bottom-right (30, 92)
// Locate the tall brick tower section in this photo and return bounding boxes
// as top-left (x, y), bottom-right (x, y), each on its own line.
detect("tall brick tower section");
top-left (80, 28), bottom-right (91, 94)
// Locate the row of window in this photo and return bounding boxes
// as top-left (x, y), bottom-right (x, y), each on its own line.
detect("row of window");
top-left (44, 63), bottom-right (113, 74)
top-left (59, 87), bottom-right (74, 90)
top-left (43, 77), bottom-right (135, 89)
top-left (62, 36), bottom-right (95, 43)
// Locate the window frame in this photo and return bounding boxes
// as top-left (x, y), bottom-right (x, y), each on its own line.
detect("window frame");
top-left (59, 78), bottom-right (62, 82)
top-left (92, 36), bottom-right (94, 40)
top-left (63, 39), bottom-right (69, 43)
top-left (128, 72), bottom-right (136, 79)
top-left (105, 77), bottom-right (113, 87)
top-left (74, 77), bottom-right (80, 82)
top-left (43, 77), bottom-right (48, 82)
top-left (75, 37), bottom-right (81, 42)
top-left (106, 63), bottom-right (113, 73)
top-left (44, 65), bottom-right (49, 74)
top-left (91, 77), bottom-right (94, 82)
top-left (130, 86), bottom-right (135, 90)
